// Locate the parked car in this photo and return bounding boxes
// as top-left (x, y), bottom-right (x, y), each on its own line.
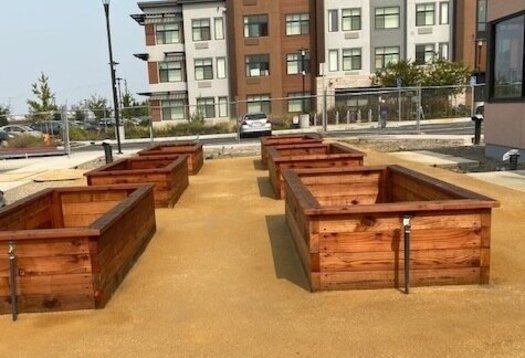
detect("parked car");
top-left (0, 125), bottom-right (42, 138)
top-left (99, 118), bottom-right (116, 127)
top-left (239, 112), bottom-right (272, 138)
top-left (0, 129), bottom-right (9, 144)
top-left (30, 121), bottom-right (63, 134)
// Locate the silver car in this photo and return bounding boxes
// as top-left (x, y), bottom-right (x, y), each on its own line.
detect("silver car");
top-left (239, 112), bottom-right (272, 138)
top-left (0, 124), bottom-right (42, 138)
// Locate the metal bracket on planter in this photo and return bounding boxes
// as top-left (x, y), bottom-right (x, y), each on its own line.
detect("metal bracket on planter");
top-left (403, 215), bottom-right (412, 295)
top-left (8, 241), bottom-right (18, 321)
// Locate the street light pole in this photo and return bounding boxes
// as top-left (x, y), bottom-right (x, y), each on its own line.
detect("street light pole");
top-left (102, 0), bottom-right (122, 154)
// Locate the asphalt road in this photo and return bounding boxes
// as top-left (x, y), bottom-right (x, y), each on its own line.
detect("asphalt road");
top-left (72, 121), bottom-right (477, 153)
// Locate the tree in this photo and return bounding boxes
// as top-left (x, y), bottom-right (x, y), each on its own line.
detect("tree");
top-left (0, 104), bottom-right (9, 126)
top-left (86, 95), bottom-right (111, 119)
top-left (121, 92), bottom-right (149, 119)
top-left (422, 57), bottom-right (470, 88)
top-left (372, 59), bottom-right (424, 87)
top-left (27, 72), bottom-right (58, 123)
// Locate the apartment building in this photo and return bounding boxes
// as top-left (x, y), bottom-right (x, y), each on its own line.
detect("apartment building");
top-left (132, 0), bottom-right (229, 124)
top-left (224, 0), bottom-right (318, 117)
top-left (485, 0), bottom-right (525, 161)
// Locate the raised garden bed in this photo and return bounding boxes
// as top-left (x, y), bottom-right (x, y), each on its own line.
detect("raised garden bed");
top-left (137, 142), bottom-right (204, 175)
top-left (283, 165), bottom-right (499, 291)
top-left (0, 184), bottom-right (156, 314)
top-left (267, 142), bottom-right (365, 199)
top-left (85, 155), bottom-right (189, 208)
top-left (260, 133), bottom-right (322, 166)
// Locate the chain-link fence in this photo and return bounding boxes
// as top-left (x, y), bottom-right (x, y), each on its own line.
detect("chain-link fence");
top-left (0, 84), bottom-right (484, 145)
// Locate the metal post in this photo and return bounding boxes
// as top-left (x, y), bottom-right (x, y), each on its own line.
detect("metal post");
top-left (8, 241), bottom-right (18, 321)
top-left (403, 215), bottom-right (411, 294)
top-left (417, 84), bottom-right (422, 134)
top-left (62, 106), bottom-right (71, 156)
top-left (398, 87), bottom-right (402, 122)
top-left (323, 89), bottom-right (328, 133)
top-left (300, 48), bottom-right (306, 114)
top-left (103, 0), bottom-right (122, 154)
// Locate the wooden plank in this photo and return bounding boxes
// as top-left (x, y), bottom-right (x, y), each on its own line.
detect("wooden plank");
top-left (319, 249), bottom-right (480, 272)
top-left (0, 293), bottom-right (95, 314)
top-left (479, 209), bottom-right (492, 284)
top-left (0, 254), bottom-right (92, 276)
top-left (319, 268), bottom-right (481, 290)
top-left (319, 228), bottom-right (481, 253)
top-left (0, 273), bottom-right (93, 295)
top-left (0, 239), bottom-right (89, 258)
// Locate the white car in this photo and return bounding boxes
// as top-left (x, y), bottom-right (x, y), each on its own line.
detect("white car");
top-left (239, 112), bottom-right (272, 138)
top-left (0, 125), bottom-right (42, 138)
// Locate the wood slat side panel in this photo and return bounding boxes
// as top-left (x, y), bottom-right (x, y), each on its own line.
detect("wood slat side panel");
top-left (316, 194), bottom-right (380, 207)
top-left (59, 191), bottom-right (129, 204)
top-left (0, 274), bottom-right (93, 295)
top-left (62, 201), bottom-right (121, 228)
top-left (0, 195), bottom-right (54, 231)
top-left (320, 268), bottom-right (481, 290)
top-left (0, 238), bottom-right (89, 258)
top-left (0, 254), bottom-right (92, 276)
top-left (319, 249), bottom-right (480, 272)
top-left (91, 187), bottom-right (156, 308)
top-left (0, 293), bottom-right (95, 313)
top-left (136, 143), bottom-right (203, 174)
top-left (320, 228), bottom-right (481, 253)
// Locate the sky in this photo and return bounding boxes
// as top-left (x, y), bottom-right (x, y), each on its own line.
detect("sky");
top-left (0, 1), bottom-right (146, 115)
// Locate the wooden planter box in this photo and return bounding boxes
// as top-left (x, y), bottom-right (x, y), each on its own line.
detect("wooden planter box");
top-left (260, 134), bottom-right (322, 166)
top-left (0, 184), bottom-right (156, 314)
top-left (267, 142), bottom-right (365, 199)
top-left (85, 155), bottom-right (189, 208)
top-left (137, 142), bottom-right (204, 175)
top-left (283, 166), bottom-right (499, 291)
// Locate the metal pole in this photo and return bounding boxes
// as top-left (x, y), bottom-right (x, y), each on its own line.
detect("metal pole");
top-left (116, 77), bottom-right (123, 113)
top-left (62, 105), bottom-right (71, 156)
top-left (301, 49), bottom-right (306, 114)
top-left (417, 84), bottom-right (422, 134)
top-left (103, 1), bottom-right (122, 154)
top-left (323, 89), bottom-right (328, 133)
top-left (398, 87), bottom-right (402, 122)
top-left (403, 215), bottom-right (411, 294)
top-left (8, 241), bottom-right (18, 321)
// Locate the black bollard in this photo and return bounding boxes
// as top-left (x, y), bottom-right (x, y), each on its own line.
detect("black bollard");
top-left (471, 115), bottom-right (483, 145)
top-left (102, 142), bottom-right (113, 164)
top-left (509, 153), bottom-right (520, 171)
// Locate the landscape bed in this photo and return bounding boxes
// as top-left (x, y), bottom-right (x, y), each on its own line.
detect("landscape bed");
top-left (137, 142), bottom-right (204, 175)
top-left (260, 133), bottom-right (323, 166)
top-left (283, 165), bottom-right (499, 291)
top-left (267, 142), bottom-right (365, 199)
top-left (85, 155), bottom-right (189, 208)
top-left (0, 184), bottom-right (156, 314)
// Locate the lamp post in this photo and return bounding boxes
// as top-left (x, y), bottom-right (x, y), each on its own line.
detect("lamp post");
top-left (102, 0), bottom-right (122, 154)
top-left (299, 48), bottom-right (307, 114)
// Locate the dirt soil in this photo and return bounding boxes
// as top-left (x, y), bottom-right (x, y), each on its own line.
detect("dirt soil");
top-left (1, 148), bottom-right (524, 357)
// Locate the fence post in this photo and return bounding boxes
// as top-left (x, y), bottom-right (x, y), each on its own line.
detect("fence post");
top-left (323, 89), bottom-right (328, 133)
top-left (398, 87), bottom-right (402, 122)
top-left (61, 105), bottom-right (71, 156)
top-left (357, 109), bottom-right (361, 123)
top-left (417, 84), bottom-right (422, 134)
top-left (346, 109), bottom-right (350, 124)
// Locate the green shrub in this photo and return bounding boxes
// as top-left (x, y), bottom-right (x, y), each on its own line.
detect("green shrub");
top-left (7, 134), bottom-right (46, 148)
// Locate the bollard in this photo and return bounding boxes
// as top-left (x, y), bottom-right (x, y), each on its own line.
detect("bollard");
top-left (102, 142), bottom-right (113, 164)
top-left (509, 153), bottom-right (520, 170)
top-left (471, 115), bottom-right (483, 145)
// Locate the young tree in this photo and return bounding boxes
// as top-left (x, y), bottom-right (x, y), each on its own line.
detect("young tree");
top-left (423, 58), bottom-right (470, 88)
top-left (0, 104), bottom-right (10, 126)
top-left (121, 92), bottom-right (149, 119)
top-left (86, 95), bottom-right (110, 119)
top-left (26, 72), bottom-right (58, 123)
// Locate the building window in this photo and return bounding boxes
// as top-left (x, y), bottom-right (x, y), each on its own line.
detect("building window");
top-left (197, 97), bottom-right (215, 118)
top-left (216, 58), bottom-right (227, 79)
top-left (192, 19), bottom-right (211, 41)
top-left (218, 97), bottom-right (228, 117)
top-left (342, 9), bottom-right (361, 31)
top-left (247, 94), bottom-right (271, 113)
top-left (375, 7), bottom-right (400, 29)
top-left (439, 2), bottom-right (449, 25)
top-left (439, 43), bottom-right (449, 60)
top-left (286, 52), bottom-right (310, 75)
top-left (492, 15), bottom-right (525, 99)
top-left (287, 93), bottom-right (310, 113)
top-left (416, 44), bottom-right (435, 64)
top-left (328, 10), bottom-right (339, 32)
top-left (375, 46), bottom-right (400, 69)
top-left (159, 61), bottom-right (183, 82)
top-left (416, 3), bottom-right (435, 26)
top-left (194, 58), bottom-right (213, 80)
top-left (245, 54), bottom-right (270, 77)
top-left (214, 17), bottom-right (224, 40)
top-left (342, 48), bottom-right (362, 71)
top-left (477, 0), bottom-right (487, 36)
top-left (328, 50), bottom-right (339, 72)
top-left (285, 14), bottom-right (309, 35)
top-left (156, 23), bottom-right (181, 44)
top-left (162, 100), bottom-right (185, 120)
top-left (244, 15), bottom-right (268, 38)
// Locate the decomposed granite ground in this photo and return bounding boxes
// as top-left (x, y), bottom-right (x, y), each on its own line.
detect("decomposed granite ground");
top-left (1, 148), bottom-right (524, 357)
